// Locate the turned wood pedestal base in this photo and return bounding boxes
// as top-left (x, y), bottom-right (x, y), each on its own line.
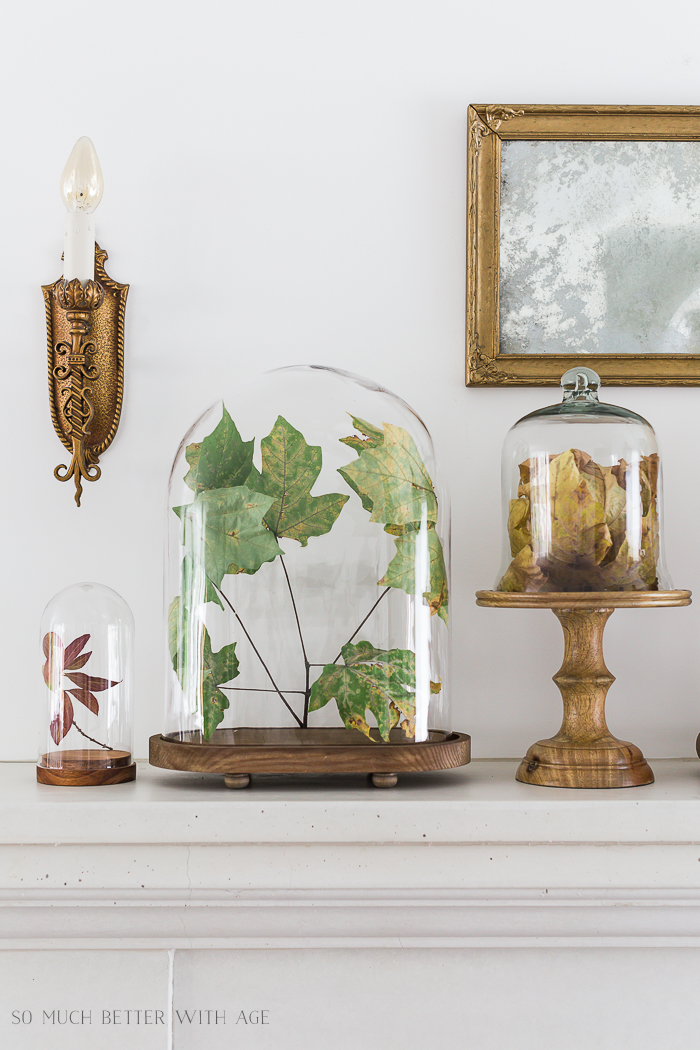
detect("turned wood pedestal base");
top-left (476, 590), bottom-right (691, 789)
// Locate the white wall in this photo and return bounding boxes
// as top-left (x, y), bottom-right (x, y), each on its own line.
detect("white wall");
top-left (2, 0), bottom-right (699, 761)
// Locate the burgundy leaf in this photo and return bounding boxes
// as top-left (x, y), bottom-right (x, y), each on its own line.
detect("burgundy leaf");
top-left (42, 632), bottom-right (63, 659)
top-left (50, 693), bottom-right (74, 745)
top-left (63, 634), bottom-right (90, 667)
top-left (65, 687), bottom-right (99, 716)
top-left (64, 672), bottom-right (120, 692)
top-left (42, 633), bottom-right (63, 690)
top-left (64, 651), bottom-right (92, 672)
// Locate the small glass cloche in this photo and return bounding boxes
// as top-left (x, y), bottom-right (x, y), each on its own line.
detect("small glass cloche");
top-left (495, 368), bottom-right (671, 593)
top-left (38, 583), bottom-right (135, 785)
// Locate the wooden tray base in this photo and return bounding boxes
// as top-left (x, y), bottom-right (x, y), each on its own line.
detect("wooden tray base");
top-left (37, 750), bottom-right (136, 786)
top-left (477, 589), bottom-right (691, 790)
top-left (150, 728), bottom-right (471, 789)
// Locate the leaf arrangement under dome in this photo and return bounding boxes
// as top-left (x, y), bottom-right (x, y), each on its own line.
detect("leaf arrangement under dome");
top-left (42, 632), bottom-right (120, 748)
top-left (498, 448), bottom-right (660, 593)
top-left (168, 408), bottom-right (448, 741)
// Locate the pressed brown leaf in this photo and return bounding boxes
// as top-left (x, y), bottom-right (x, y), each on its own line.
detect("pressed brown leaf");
top-left (64, 651), bottom-right (92, 671)
top-left (50, 693), bottom-right (74, 745)
top-left (508, 498), bottom-right (531, 557)
top-left (611, 458), bottom-right (628, 490)
top-left (42, 633), bottom-right (63, 690)
top-left (64, 672), bottom-right (120, 692)
top-left (498, 545), bottom-right (547, 592)
top-left (63, 634), bottom-right (90, 667)
top-left (42, 632), bottom-right (59, 659)
top-left (65, 687), bottom-right (99, 716)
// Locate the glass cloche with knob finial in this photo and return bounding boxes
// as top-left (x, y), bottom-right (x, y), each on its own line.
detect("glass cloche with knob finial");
top-left (151, 365), bottom-right (470, 787)
top-left (495, 368), bottom-right (671, 593)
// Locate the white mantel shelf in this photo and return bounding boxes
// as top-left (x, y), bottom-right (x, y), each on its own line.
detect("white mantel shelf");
top-left (3, 758), bottom-right (700, 950)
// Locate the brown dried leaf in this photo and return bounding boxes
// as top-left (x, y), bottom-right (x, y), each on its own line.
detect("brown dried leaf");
top-left (508, 498), bottom-right (531, 557)
top-left (63, 634), bottom-right (90, 668)
top-left (64, 672), bottom-right (120, 692)
top-left (498, 545), bottom-right (547, 592)
top-left (64, 651), bottom-right (92, 672)
top-left (65, 687), bottom-right (99, 716)
top-left (499, 448), bottom-right (662, 593)
top-left (42, 633), bottom-right (63, 690)
top-left (50, 693), bottom-right (74, 745)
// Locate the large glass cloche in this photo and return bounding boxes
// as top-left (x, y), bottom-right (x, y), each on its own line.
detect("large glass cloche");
top-left (152, 366), bottom-right (469, 787)
top-left (495, 368), bottom-right (671, 593)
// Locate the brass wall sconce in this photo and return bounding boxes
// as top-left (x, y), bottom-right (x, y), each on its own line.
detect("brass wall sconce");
top-left (42, 138), bottom-right (128, 506)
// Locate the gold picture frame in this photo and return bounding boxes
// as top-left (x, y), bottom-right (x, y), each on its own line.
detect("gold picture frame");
top-left (466, 105), bottom-right (700, 386)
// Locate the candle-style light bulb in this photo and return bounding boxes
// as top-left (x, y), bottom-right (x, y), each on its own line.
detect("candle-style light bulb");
top-left (61, 137), bottom-right (103, 285)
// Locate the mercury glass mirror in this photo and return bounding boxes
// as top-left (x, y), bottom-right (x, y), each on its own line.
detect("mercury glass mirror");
top-left (466, 105), bottom-right (700, 386)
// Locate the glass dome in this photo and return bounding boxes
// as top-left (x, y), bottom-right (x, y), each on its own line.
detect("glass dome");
top-left (495, 368), bottom-right (671, 593)
top-left (38, 583), bottom-right (135, 785)
top-left (161, 366), bottom-right (452, 755)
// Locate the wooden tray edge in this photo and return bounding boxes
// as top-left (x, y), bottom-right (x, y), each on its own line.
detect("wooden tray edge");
top-left (149, 732), bottom-right (471, 776)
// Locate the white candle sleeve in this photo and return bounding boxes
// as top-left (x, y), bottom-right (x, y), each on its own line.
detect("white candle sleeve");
top-left (63, 209), bottom-right (95, 284)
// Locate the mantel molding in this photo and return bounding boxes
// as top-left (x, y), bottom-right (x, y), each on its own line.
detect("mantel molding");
top-left (5, 888), bottom-right (700, 949)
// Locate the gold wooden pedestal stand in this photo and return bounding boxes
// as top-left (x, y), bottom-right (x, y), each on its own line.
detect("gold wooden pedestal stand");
top-left (476, 590), bottom-right (691, 789)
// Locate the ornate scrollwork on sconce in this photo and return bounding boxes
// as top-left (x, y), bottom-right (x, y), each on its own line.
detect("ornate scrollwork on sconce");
top-left (43, 246), bottom-right (128, 506)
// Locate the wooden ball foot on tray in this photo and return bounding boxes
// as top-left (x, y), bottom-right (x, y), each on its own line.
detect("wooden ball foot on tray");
top-left (476, 590), bottom-right (691, 789)
top-left (224, 774), bottom-right (250, 789)
top-left (370, 772), bottom-right (398, 788)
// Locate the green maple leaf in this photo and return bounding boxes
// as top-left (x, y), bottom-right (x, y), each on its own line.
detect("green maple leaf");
top-left (184, 405), bottom-right (254, 493)
top-left (201, 627), bottom-right (239, 738)
top-left (339, 422), bottom-right (437, 529)
top-left (379, 528), bottom-right (449, 626)
top-left (256, 416), bottom-right (348, 546)
top-left (181, 552), bottom-right (224, 609)
top-left (339, 415), bottom-right (385, 454)
top-left (168, 607), bottom-right (238, 738)
top-left (174, 485), bottom-right (283, 589)
top-left (309, 641), bottom-right (417, 742)
top-left (168, 595), bottom-right (184, 672)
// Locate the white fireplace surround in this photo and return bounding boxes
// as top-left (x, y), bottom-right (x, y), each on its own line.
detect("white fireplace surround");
top-left (3, 760), bottom-right (700, 951)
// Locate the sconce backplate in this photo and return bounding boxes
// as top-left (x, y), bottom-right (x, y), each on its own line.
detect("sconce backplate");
top-left (42, 245), bottom-right (128, 505)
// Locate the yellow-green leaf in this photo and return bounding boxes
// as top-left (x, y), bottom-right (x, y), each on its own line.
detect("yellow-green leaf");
top-left (309, 642), bottom-right (416, 742)
top-left (378, 528), bottom-right (449, 625)
top-left (339, 423), bottom-right (437, 529)
top-left (340, 416), bottom-right (385, 454)
top-left (256, 416), bottom-right (348, 545)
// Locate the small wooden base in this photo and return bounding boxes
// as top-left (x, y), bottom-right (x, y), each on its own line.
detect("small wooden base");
top-left (150, 728), bottom-right (470, 789)
top-left (477, 589), bottom-right (691, 789)
top-left (37, 750), bottom-right (136, 786)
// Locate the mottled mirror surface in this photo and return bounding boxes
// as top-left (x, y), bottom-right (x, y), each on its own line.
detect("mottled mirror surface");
top-left (500, 140), bottom-right (700, 355)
